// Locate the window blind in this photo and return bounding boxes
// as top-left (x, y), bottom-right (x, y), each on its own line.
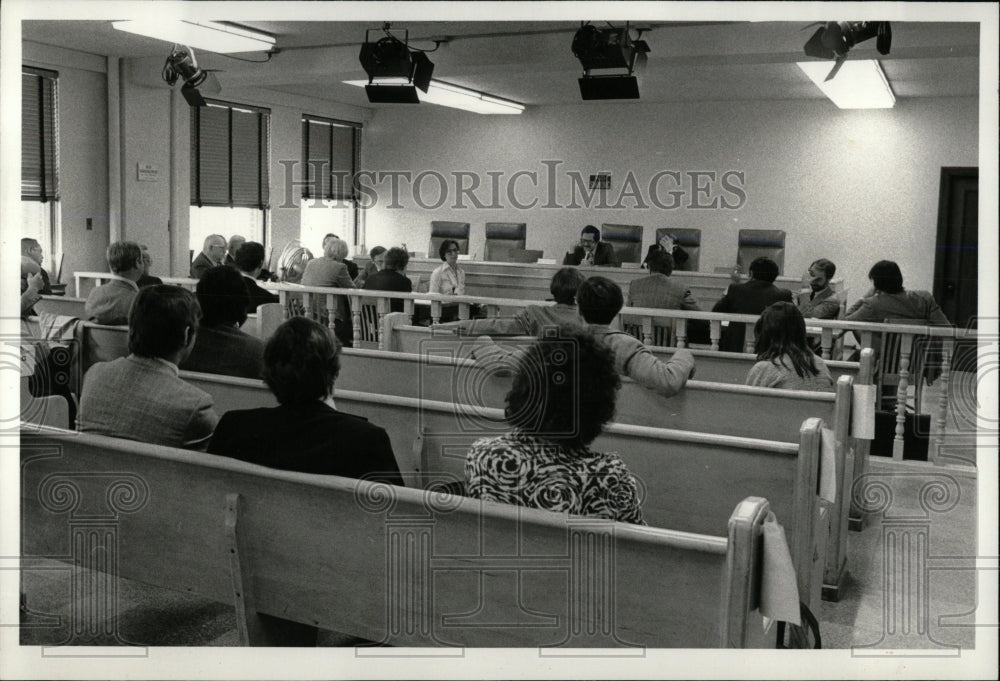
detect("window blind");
top-left (191, 100), bottom-right (270, 208)
top-left (301, 115), bottom-right (361, 201)
top-left (22, 67), bottom-right (59, 202)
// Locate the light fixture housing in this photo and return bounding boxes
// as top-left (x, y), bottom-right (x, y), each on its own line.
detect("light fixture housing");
top-left (344, 78), bottom-right (524, 114)
top-left (359, 29), bottom-right (435, 103)
top-left (162, 46), bottom-right (221, 107)
top-left (572, 23), bottom-right (650, 100)
top-left (113, 19), bottom-right (275, 53)
top-left (797, 60), bottom-right (896, 109)
top-left (802, 21), bottom-right (892, 81)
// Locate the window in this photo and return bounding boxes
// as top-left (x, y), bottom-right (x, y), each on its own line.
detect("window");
top-left (190, 100), bottom-right (270, 255)
top-left (21, 66), bottom-right (59, 264)
top-left (299, 115), bottom-right (361, 254)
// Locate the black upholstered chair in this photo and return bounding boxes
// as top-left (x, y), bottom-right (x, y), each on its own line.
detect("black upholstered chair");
top-left (737, 229), bottom-right (786, 275)
top-left (600, 223), bottom-right (644, 265)
top-left (484, 222), bottom-right (527, 262)
top-left (654, 227), bottom-right (702, 272)
top-left (428, 222), bottom-right (471, 258)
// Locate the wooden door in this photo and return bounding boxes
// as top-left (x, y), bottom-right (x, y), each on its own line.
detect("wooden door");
top-left (933, 167), bottom-right (978, 371)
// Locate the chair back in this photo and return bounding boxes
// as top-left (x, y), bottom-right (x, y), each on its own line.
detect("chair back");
top-left (483, 222), bottom-right (527, 261)
top-left (358, 304), bottom-right (380, 349)
top-left (507, 248), bottom-right (544, 263)
top-left (600, 223), bottom-right (644, 264)
top-left (429, 222), bottom-right (471, 258)
top-left (737, 229), bottom-right (786, 275)
top-left (877, 318), bottom-right (932, 412)
top-left (655, 228), bottom-right (702, 271)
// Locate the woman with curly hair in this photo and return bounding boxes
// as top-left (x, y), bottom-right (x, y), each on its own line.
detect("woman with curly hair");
top-left (465, 326), bottom-right (645, 524)
top-left (746, 301), bottom-right (834, 391)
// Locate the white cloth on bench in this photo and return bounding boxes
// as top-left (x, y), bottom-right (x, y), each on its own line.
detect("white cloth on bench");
top-left (760, 511), bottom-right (801, 631)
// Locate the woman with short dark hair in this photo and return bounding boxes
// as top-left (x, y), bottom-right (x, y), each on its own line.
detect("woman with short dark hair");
top-left (746, 302), bottom-right (833, 391)
top-left (458, 267), bottom-right (586, 337)
top-left (465, 327), bottom-right (645, 524)
top-left (208, 317), bottom-right (403, 484)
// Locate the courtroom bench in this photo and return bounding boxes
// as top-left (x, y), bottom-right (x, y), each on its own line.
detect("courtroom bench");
top-left (22, 426), bottom-right (780, 648)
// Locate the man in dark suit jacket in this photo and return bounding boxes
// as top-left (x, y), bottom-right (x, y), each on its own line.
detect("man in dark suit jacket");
top-left (208, 316), bottom-right (403, 485)
top-left (234, 241), bottom-right (279, 314)
top-left (562, 225), bottom-right (620, 267)
top-left (712, 256), bottom-right (792, 352)
top-left (137, 244), bottom-right (164, 288)
top-left (363, 247), bottom-right (412, 313)
top-left (191, 234), bottom-right (227, 279)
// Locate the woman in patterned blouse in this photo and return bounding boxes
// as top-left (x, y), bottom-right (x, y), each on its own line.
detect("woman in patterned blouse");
top-left (465, 326), bottom-right (646, 525)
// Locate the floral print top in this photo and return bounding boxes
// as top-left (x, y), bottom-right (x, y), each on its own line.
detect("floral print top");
top-left (465, 430), bottom-right (646, 525)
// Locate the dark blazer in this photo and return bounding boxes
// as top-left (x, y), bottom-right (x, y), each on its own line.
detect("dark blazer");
top-left (712, 279), bottom-right (793, 352)
top-left (137, 274), bottom-right (163, 288)
top-left (343, 258), bottom-right (359, 280)
top-left (242, 274), bottom-right (279, 314)
top-left (208, 401), bottom-right (404, 485)
top-left (179, 324), bottom-right (265, 379)
top-left (562, 241), bottom-right (620, 267)
top-left (363, 269), bottom-right (412, 312)
top-left (190, 252), bottom-right (220, 279)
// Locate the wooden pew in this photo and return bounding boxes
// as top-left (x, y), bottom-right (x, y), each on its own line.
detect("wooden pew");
top-left (177, 373), bottom-right (829, 610)
top-left (33, 295), bottom-right (87, 319)
top-left (22, 427), bottom-right (776, 648)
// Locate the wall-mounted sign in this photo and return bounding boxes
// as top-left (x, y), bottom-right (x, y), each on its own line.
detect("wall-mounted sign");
top-left (137, 163), bottom-right (159, 182)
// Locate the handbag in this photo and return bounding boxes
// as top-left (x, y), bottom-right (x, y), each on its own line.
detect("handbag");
top-left (776, 601), bottom-right (822, 649)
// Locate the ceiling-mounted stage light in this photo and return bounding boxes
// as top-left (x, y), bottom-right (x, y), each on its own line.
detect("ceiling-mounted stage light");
top-left (572, 23), bottom-right (650, 100)
top-left (803, 21), bottom-right (891, 81)
top-left (359, 27), bottom-right (435, 103)
top-left (162, 45), bottom-right (221, 107)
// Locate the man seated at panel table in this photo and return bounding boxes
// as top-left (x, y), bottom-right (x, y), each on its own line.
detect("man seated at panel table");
top-left (363, 246), bottom-right (411, 313)
top-left (84, 241), bottom-right (144, 325)
top-left (78, 285), bottom-right (219, 450)
top-left (446, 267), bottom-right (586, 337)
top-left (208, 316), bottom-right (404, 485)
top-left (562, 225), bottom-right (620, 267)
top-left (234, 241), bottom-right (279, 315)
top-left (354, 245), bottom-right (387, 288)
top-left (580, 276), bottom-right (696, 398)
top-left (224, 234), bottom-right (246, 267)
top-left (642, 233), bottom-right (690, 272)
top-left (797, 258), bottom-right (840, 320)
top-left (180, 266), bottom-right (265, 379)
top-left (191, 234), bottom-right (228, 279)
top-left (712, 256), bottom-right (793, 353)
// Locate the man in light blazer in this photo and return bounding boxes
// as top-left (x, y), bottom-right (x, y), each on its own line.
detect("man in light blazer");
top-left (628, 250), bottom-right (701, 312)
top-left (797, 258), bottom-right (841, 320)
top-left (79, 286), bottom-right (219, 450)
top-left (84, 241), bottom-right (144, 325)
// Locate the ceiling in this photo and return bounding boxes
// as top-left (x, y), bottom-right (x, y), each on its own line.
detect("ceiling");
top-left (21, 18), bottom-right (981, 108)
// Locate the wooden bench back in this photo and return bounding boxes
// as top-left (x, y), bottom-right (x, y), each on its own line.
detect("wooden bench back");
top-left (33, 295), bottom-right (87, 319)
top-left (21, 428), bottom-right (771, 648)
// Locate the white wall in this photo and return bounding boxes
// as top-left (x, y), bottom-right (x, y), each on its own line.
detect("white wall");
top-left (362, 97), bottom-right (978, 300)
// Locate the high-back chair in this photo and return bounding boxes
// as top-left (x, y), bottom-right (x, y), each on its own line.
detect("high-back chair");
top-left (654, 227), bottom-right (702, 271)
top-left (428, 222), bottom-right (471, 258)
top-left (877, 318), bottom-right (937, 414)
top-left (483, 222), bottom-right (527, 262)
top-left (600, 223), bottom-right (644, 265)
top-left (736, 229), bottom-right (786, 275)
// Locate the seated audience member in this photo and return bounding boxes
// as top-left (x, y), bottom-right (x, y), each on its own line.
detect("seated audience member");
top-left (20, 257), bottom-right (44, 317)
top-left (845, 260), bottom-right (950, 325)
top-left (301, 236), bottom-right (356, 347)
top-left (797, 258), bottom-right (840, 320)
top-left (191, 234), bottom-right (227, 279)
top-left (78, 286), bottom-right (218, 450)
top-left (429, 239), bottom-right (474, 323)
top-left (746, 302), bottom-right (834, 391)
top-left (137, 244), bottom-right (163, 288)
top-left (225, 234), bottom-right (246, 267)
top-left (643, 232), bottom-right (690, 271)
top-left (579, 276), bottom-right (695, 397)
top-left (354, 245), bottom-right (387, 287)
top-left (21, 238), bottom-right (52, 294)
top-left (180, 266), bottom-right (265, 379)
top-left (459, 267), bottom-right (586, 337)
top-left (209, 316), bottom-right (403, 485)
top-left (712, 256), bottom-right (792, 352)
top-left (85, 241), bottom-right (144, 325)
top-left (323, 233), bottom-right (359, 280)
top-left (466, 327), bottom-right (644, 524)
top-left (234, 241), bottom-right (279, 314)
top-left (362, 246), bottom-right (411, 312)
top-left (562, 225), bottom-right (620, 267)
top-left (628, 250), bottom-right (700, 311)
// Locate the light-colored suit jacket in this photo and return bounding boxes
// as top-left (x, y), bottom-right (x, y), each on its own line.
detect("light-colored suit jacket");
top-left (79, 354), bottom-right (219, 450)
top-left (627, 273), bottom-right (700, 311)
top-left (84, 278), bottom-right (139, 325)
top-left (796, 286), bottom-right (840, 319)
top-left (301, 257), bottom-right (355, 321)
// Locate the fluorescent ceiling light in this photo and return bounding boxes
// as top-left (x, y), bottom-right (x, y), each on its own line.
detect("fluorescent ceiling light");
top-left (112, 20), bottom-right (275, 53)
top-left (345, 79), bottom-right (524, 115)
top-left (797, 60), bottom-right (896, 109)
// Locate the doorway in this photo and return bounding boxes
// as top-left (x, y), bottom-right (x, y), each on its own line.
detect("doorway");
top-left (933, 167), bottom-right (978, 371)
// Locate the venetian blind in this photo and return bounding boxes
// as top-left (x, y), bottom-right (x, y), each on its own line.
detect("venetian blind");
top-left (191, 100), bottom-right (270, 208)
top-left (22, 67), bottom-right (59, 202)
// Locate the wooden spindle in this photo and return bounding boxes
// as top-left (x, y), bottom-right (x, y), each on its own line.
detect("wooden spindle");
top-left (458, 303), bottom-right (470, 321)
top-left (404, 299), bottom-right (415, 325)
top-left (709, 321), bottom-right (721, 351)
top-left (820, 328), bottom-right (833, 359)
top-left (675, 319), bottom-right (687, 348)
top-left (350, 295), bottom-right (362, 346)
top-left (324, 294), bottom-right (337, 331)
top-left (431, 300), bottom-right (442, 325)
top-left (893, 334), bottom-right (914, 460)
top-left (279, 291), bottom-right (290, 320)
top-left (743, 324), bottom-right (756, 354)
top-left (933, 337), bottom-right (954, 465)
top-left (641, 317), bottom-right (653, 346)
top-left (302, 293), bottom-right (312, 321)
top-left (860, 330), bottom-right (873, 350)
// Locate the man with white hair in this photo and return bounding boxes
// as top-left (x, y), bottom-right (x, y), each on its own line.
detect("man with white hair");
top-left (225, 234), bottom-right (246, 267)
top-left (84, 241), bottom-right (144, 325)
top-left (190, 234), bottom-right (227, 279)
